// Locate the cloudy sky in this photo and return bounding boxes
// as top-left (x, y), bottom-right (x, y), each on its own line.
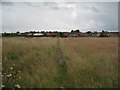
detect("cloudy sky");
top-left (2, 2), bottom-right (118, 33)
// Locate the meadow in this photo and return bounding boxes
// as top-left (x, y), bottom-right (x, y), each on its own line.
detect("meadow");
top-left (2, 37), bottom-right (118, 88)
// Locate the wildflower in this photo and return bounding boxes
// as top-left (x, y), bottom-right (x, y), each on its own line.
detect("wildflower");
top-left (18, 71), bottom-right (21, 73)
top-left (91, 77), bottom-right (94, 80)
top-left (1, 84), bottom-right (5, 88)
top-left (18, 76), bottom-right (21, 79)
top-left (6, 75), bottom-right (9, 77)
top-left (10, 67), bottom-right (13, 70)
top-left (15, 84), bottom-right (20, 88)
top-left (9, 74), bottom-right (12, 77)
top-left (6, 74), bottom-right (12, 77)
top-left (60, 86), bottom-right (65, 89)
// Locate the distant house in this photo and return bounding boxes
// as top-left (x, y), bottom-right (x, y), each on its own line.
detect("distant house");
top-left (70, 33), bottom-right (79, 37)
top-left (27, 33), bottom-right (33, 36)
top-left (33, 33), bottom-right (44, 37)
top-left (63, 32), bottom-right (69, 37)
top-left (108, 32), bottom-right (119, 37)
top-left (46, 32), bottom-right (59, 37)
top-left (17, 33), bottom-right (23, 36)
top-left (91, 32), bottom-right (100, 37)
top-left (78, 33), bottom-right (88, 37)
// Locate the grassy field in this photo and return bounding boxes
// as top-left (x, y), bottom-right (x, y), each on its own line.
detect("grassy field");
top-left (2, 37), bottom-right (118, 88)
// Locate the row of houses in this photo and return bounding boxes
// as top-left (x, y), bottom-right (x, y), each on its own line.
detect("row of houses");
top-left (2, 31), bottom-right (119, 37)
top-left (17, 32), bottom-right (70, 37)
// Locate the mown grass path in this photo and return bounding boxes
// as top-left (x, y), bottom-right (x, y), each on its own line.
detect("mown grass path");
top-left (55, 38), bottom-right (69, 88)
top-left (56, 38), bottom-right (66, 67)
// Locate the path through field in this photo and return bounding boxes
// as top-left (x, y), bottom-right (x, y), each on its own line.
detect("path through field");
top-left (55, 38), bottom-right (68, 88)
top-left (56, 38), bottom-right (66, 67)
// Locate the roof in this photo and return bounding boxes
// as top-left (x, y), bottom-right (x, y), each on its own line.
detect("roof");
top-left (33, 33), bottom-right (44, 36)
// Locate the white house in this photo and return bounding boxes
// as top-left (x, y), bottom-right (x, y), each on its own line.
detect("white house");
top-left (33, 33), bottom-right (44, 36)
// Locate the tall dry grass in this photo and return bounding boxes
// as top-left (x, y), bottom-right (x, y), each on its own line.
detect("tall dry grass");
top-left (2, 37), bottom-right (118, 88)
top-left (60, 37), bottom-right (118, 88)
top-left (2, 37), bottom-right (59, 88)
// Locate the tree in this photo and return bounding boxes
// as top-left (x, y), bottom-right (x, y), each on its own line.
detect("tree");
top-left (59, 32), bottom-right (63, 37)
top-left (71, 30), bottom-right (74, 33)
top-left (100, 30), bottom-right (109, 37)
top-left (16, 31), bottom-right (20, 33)
top-left (71, 29), bottom-right (80, 33)
top-left (87, 31), bottom-right (92, 36)
top-left (102, 30), bottom-right (105, 33)
top-left (76, 29), bottom-right (80, 33)
top-left (87, 31), bottom-right (91, 34)
top-left (41, 31), bottom-right (45, 33)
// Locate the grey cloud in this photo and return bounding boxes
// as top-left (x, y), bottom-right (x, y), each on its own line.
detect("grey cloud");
top-left (42, 2), bottom-right (61, 10)
top-left (24, 2), bottom-right (43, 7)
top-left (24, 2), bottom-right (76, 10)
top-left (90, 6), bottom-right (100, 12)
top-left (2, 2), bottom-right (13, 6)
top-left (117, 2), bottom-right (119, 31)
top-left (24, 2), bottom-right (61, 10)
top-left (42, 2), bottom-right (75, 10)
top-left (83, 6), bottom-right (100, 12)
top-left (42, 2), bottom-right (70, 10)
top-left (24, 2), bottom-right (57, 7)
top-left (2, 2), bottom-right (118, 33)
top-left (50, 6), bottom-right (60, 10)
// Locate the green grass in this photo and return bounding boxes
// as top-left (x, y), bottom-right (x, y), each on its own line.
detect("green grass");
top-left (2, 37), bottom-right (118, 88)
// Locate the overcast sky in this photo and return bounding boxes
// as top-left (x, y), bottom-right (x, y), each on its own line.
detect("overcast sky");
top-left (2, 2), bottom-right (118, 33)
